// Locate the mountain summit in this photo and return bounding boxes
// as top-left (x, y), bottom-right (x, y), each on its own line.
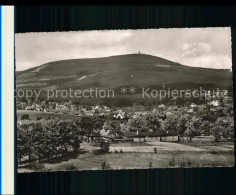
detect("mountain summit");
top-left (16, 53), bottom-right (232, 92)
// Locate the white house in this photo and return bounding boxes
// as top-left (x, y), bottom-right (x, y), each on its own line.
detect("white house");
top-left (209, 100), bottom-right (220, 107)
top-left (190, 103), bottom-right (197, 108)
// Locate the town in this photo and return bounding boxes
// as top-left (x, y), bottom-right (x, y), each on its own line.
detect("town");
top-left (17, 90), bottom-right (234, 172)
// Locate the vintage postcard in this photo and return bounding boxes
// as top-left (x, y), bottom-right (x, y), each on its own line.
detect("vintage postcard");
top-left (15, 28), bottom-right (234, 172)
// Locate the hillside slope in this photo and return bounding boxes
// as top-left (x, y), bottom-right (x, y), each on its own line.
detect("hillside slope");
top-left (16, 53), bottom-right (233, 93)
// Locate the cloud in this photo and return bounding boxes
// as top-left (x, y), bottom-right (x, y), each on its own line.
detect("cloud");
top-left (182, 42), bottom-right (212, 58)
top-left (179, 54), bottom-right (232, 69)
top-left (15, 28), bottom-right (232, 71)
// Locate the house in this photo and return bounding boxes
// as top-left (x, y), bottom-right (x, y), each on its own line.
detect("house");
top-left (165, 111), bottom-right (173, 117)
top-left (34, 103), bottom-right (43, 111)
top-left (158, 104), bottom-right (166, 110)
top-left (208, 100), bottom-right (220, 107)
top-left (114, 113), bottom-right (125, 119)
top-left (187, 108), bottom-right (194, 113)
top-left (105, 109), bottom-right (111, 113)
top-left (85, 111), bottom-right (93, 116)
top-left (190, 103), bottom-right (197, 108)
top-left (25, 105), bottom-right (34, 110)
top-left (55, 104), bottom-right (69, 114)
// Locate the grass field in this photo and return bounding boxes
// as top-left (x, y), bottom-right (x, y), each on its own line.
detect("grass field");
top-left (17, 110), bottom-right (79, 122)
top-left (18, 141), bottom-right (234, 172)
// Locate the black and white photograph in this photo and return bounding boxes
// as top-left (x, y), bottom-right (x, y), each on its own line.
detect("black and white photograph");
top-left (15, 27), bottom-right (234, 172)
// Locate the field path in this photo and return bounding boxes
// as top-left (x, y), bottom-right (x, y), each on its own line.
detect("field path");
top-left (110, 142), bottom-right (206, 153)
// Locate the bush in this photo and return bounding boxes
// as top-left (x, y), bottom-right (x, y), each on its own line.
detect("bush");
top-left (149, 161), bottom-right (152, 168)
top-left (180, 159), bottom-right (192, 167)
top-left (187, 160), bottom-right (192, 166)
top-left (100, 161), bottom-right (112, 170)
top-left (37, 116), bottom-right (42, 120)
top-left (211, 126), bottom-right (224, 142)
top-left (100, 140), bottom-right (110, 153)
top-left (154, 147), bottom-right (157, 154)
top-left (114, 149), bottom-right (118, 154)
top-left (180, 161), bottom-right (186, 167)
top-left (169, 157), bottom-right (175, 167)
top-left (66, 165), bottom-right (77, 171)
top-left (21, 114), bottom-right (29, 120)
top-left (120, 148), bottom-right (123, 153)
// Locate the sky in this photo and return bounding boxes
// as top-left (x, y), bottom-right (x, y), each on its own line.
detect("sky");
top-left (15, 27), bottom-right (232, 71)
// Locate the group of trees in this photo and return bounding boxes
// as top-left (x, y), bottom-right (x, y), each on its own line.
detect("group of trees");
top-left (75, 116), bottom-right (105, 142)
top-left (125, 109), bottom-right (234, 142)
top-left (18, 102), bottom-right (234, 164)
top-left (211, 119), bottom-right (234, 142)
top-left (17, 119), bottom-right (82, 164)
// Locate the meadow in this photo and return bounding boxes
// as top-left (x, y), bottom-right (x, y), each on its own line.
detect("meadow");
top-left (18, 140), bottom-right (234, 172)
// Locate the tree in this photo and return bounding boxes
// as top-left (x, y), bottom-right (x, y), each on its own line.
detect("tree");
top-left (17, 118), bottom-right (84, 165)
top-left (184, 117), bottom-right (202, 141)
top-left (100, 139), bottom-right (110, 153)
top-left (77, 116), bottom-right (94, 142)
top-left (17, 123), bottom-right (35, 162)
top-left (55, 120), bottom-right (80, 154)
top-left (93, 117), bottom-right (105, 134)
top-left (127, 116), bottom-right (149, 133)
top-left (105, 120), bottom-right (122, 138)
top-left (31, 121), bottom-right (48, 160)
top-left (191, 117), bottom-right (202, 136)
top-left (217, 119), bottom-right (234, 140)
top-left (177, 114), bottom-right (191, 137)
top-left (76, 116), bottom-right (105, 142)
top-left (164, 115), bottom-right (178, 132)
top-left (201, 121), bottom-right (211, 136)
top-left (211, 125), bottom-right (224, 142)
top-left (145, 114), bottom-right (161, 132)
top-left (17, 124), bottom-right (31, 164)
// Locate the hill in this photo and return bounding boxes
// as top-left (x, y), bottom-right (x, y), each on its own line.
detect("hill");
top-left (16, 54), bottom-right (233, 105)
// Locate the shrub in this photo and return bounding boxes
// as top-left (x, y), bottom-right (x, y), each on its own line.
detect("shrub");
top-left (21, 114), bottom-right (29, 120)
top-left (210, 151), bottom-right (218, 155)
top-left (169, 157), bottom-right (175, 167)
top-left (100, 161), bottom-right (112, 170)
top-left (180, 161), bottom-right (186, 167)
top-left (180, 159), bottom-right (192, 167)
top-left (187, 160), bottom-right (192, 166)
top-left (120, 148), bottom-right (123, 153)
top-left (37, 116), bottom-right (42, 120)
top-left (114, 149), bottom-right (118, 154)
top-left (100, 140), bottom-right (110, 153)
top-left (149, 161), bottom-right (152, 168)
top-left (154, 147), bottom-right (157, 154)
top-left (211, 126), bottom-right (224, 142)
top-left (66, 165), bottom-right (77, 171)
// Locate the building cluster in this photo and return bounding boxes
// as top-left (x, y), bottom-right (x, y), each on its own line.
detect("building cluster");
top-left (16, 92), bottom-right (233, 119)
